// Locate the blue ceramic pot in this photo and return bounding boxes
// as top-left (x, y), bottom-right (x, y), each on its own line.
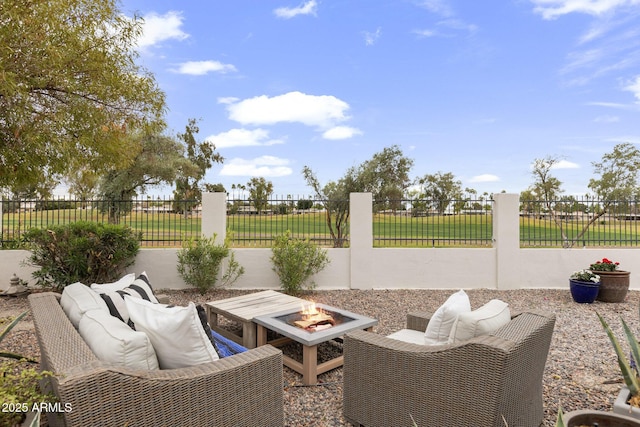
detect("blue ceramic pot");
top-left (569, 279), bottom-right (600, 303)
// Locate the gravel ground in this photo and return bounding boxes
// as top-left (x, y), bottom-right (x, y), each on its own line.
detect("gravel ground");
top-left (1, 287), bottom-right (637, 426)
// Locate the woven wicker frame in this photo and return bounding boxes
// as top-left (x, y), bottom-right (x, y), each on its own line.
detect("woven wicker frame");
top-left (29, 292), bottom-right (284, 427)
top-left (343, 310), bottom-right (555, 427)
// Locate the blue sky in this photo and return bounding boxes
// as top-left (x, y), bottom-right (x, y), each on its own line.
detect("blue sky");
top-left (120, 0), bottom-right (640, 198)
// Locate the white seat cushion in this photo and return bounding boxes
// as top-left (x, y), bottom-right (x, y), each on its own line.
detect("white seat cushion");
top-left (124, 297), bottom-right (219, 369)
top-left (79, 309), bottom-right (159, 370)
top-left (387, 329), bottom-right (428, 345)
top-left (60, 282), bottom-right (109, 329)
top-left (449, 299), bottom-right (510, 343)
top-left (424, 289), bottom-right (471, 345)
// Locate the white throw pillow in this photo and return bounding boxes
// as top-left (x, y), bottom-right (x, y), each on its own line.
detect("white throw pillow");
top-left (79, 309), bottom-right (159, 370)
top-left (90, 273), bottom-right (136, 292)
top-left (60, 282), bottom-right (109, 329)
top-left (124, 297), bottom-right (219, 369)
top-left (424, 289), bottom-right (471, 345)
top-left (92, 272), bottom-right (158, 324)
top-left (449, 299), bottom-right (511, 343)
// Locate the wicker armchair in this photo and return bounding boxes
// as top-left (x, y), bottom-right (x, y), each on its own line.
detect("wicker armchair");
top-left (343, 310), bottom-right (556, 427)
top-left (29, 292), bottom-right (284, 427)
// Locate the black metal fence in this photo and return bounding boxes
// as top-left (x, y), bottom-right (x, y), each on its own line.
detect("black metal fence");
top-left (520, 198), bottom-right (640, 247)
top-left (372, 198), bottom-right (493, 247)
top-left (4, 195), bottom-right (640, 249)
top-left (1, 198), bottom-right (201, 248)
top-left (226, 195), bottom-right (341, 247)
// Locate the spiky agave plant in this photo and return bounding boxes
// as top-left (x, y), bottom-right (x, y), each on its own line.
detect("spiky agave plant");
top-left (1, 311), bottom-right (36, 362)
top-left (597, 311), bottom-right (640, 398)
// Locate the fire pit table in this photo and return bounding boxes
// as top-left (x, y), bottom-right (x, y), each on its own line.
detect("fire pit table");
top-left (205, 290), bottom-right (305, 349)
top-left (253, 303), bottom-right (378, 385)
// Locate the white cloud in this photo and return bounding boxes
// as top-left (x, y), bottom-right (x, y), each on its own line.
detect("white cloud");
top-left (531, 0), bottom-right (640, 20)
top-left (624, 75), bottom-right (640, 102)
top-left (137, 11), bottom-right (189, 48)
top-left (418, 0), bottom-right (455, 17)
top-left (219, 156), bottom-right (293, 177)
top-left (413, 29), bottom-right (438, 38)
top-left (413, 18), bottom-right (477, 39)
top-left (322, 126), bottom-right (363, 140)
top-left (439, 19), bottom-right (478, 33)
top-left (605, 135), bottom-right (640, 144)
top-left (274, 0), bottom-right (318, 19)
top-left (217, 96), bottom-right (240, 105)
top-left (363, 27), bottom-right (382, 46)
top-left (469, 174), bottom-right (500, 183)
top-left (173, 60), bottom-right (236, 75)
top-left (588, 101), bottom-right (634, 109)
top-left (551, 160), bottom-right (580, 169)
top-left (205, 128), bottom-right (284, 148)
top-left (226, 91), bottom-right (351, 128)
top-left (559, 48), bottom-right (604, 75)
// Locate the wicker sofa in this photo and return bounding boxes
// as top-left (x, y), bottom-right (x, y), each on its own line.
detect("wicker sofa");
top-left (343, 309), bottom-right (556, 427)
top-left (29, 292), bottom-right (284, 427)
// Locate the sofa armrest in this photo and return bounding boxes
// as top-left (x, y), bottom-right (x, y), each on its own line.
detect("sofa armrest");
top-left (406, 310), bottom-right (432, 331)
top-left (55, 345), bottom-right (284, 427)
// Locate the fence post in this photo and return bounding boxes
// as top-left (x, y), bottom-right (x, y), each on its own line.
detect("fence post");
top-left (201, 192), bottom-right (227, 242)
top-left (493, 193), bottom-right (520, 289)
top-left (350, 192), bottom-right (373, 289)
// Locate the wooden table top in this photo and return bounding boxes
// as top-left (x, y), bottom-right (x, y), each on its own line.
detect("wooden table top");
top-left (205, 290), bottom-right (306, 321)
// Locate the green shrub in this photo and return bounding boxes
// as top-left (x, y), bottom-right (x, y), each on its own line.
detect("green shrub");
top-left (177, 234), bottom-right (244, 294)
top-left (271, 231), bottom-right (330, 295)
top-left (24, 221), bottom-right (141, 290)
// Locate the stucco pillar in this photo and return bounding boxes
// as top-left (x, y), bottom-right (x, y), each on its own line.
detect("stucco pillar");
top-left (350, 193), bottom-right (373, 289)
top-left (493, 193), bottom-right (520, 290)
top-left (201, 192), bottom-right (227, 241)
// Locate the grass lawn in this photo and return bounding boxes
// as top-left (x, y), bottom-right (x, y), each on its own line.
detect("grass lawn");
top-left (4, 209), bottom-right (640, 248)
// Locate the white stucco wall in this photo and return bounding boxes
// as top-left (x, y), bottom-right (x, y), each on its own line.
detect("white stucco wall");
top-left (2, 192), bottom-right (640, 292)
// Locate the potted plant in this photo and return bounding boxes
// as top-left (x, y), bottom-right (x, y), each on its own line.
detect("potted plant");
top-left (569, 269), bottom-right (600, 303)
top-left (590, 258), bottom-right (630, 303)
top-left (597, 311), bottom-right (640, 420)
top-left (559, 408), bottom-right (640, 426)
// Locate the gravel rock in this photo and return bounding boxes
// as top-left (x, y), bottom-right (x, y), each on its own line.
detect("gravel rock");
top-left (1, 288), bottom-right (636, 426)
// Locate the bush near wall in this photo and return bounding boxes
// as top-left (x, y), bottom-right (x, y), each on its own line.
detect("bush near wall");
top-left (24, 221), bottom-right (141, 290)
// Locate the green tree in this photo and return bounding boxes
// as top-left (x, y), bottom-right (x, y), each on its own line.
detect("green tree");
top-left (589, 143), bottom-right (640, 202)
top-left (529, 143), bottom-right (640, 247)
top-left (303, 165), bottom-right (357, 248)
top-left (99, 133), bottom-right (190, 222)
top-left (530, 156), bottom-right (564, 202)
top-left (0, 0), bottom-right (166, 191)
top-left (414, 171), bottom-right (462, 215)
top-left (297, 199), bottom-right (313, 210)
top-left (203, 183), bottom-right (226, 193)
top-left (246, 177), bottom-right (274, 214)
top-left (173, 119), bottom-right (223, 216)
top-left (358, 145), bottom-right (414, 212)
top-left (303, 145), bottom-right (414, 247)
top-left (519, 189), bottom-right (537, 216)
top-left (66, 166), bottom-right (100, 202)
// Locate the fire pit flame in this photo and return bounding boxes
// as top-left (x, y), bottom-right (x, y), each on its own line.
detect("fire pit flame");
top-left (294, 302), bottom-right (335, 331)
